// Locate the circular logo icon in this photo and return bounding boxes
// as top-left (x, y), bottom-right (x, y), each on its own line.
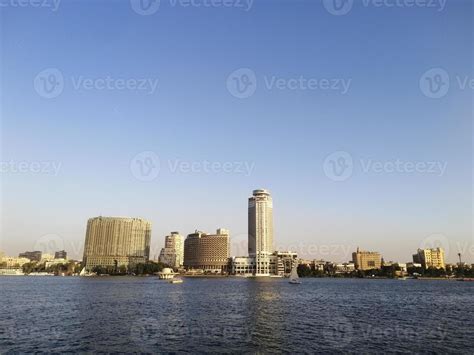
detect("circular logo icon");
top-left (323, 0), bottom-right (353, 16)
top-left (322, 313), bottom-right (353, 348)
top-left (419, 68), bottom-right (450, 99)
top-left (419, 233), bottom-right (450, 256)
top-left (130, 151), bottom-right (161, 181)
top-left (323, 151), bottom-right (353, 181)
top-left (33, 234), bottom-right (65, 256)
top-left (34, 68), bottom-right (64, 99)
top-left (130, 317), bottom-right (161, 350)
top-left (226, 68), bottom-right (257, 99)
top-left (130, 0), bottom-right (160, 15)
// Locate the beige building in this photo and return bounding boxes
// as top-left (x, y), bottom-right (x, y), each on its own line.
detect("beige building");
top-left (83, 216), bottom-right (151, 271)
top-left (248, 189), bottom-right (274, 275)
top-left (413, 248), bottom-right (445, 269)
top-left (1, 256), bottom-right (31, 268)
top-left (352, 247), bottom-right (382, 270)
top-left (159, 231), bottom-right (184, 268)
top-left (184, 229), bottom-right (230, 272)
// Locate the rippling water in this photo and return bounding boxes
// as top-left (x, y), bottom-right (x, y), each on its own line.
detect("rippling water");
top-left (0, 277), bottom-right (473, 353)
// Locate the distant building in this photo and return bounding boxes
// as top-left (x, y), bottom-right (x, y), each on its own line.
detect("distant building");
top-left (184, 229), bottom-right (230, 272)
top-left (413, 248), bottom-right (445, 269)
top-left (82, 216), bottom-right (151, 271)
top-left (352, 247), bottom-right (382, 270)
top-left (2, 256), bottom-right (31, 268)
top-left (41, 254), bottom-right (55, 262)
top-left (229, 256), bottom-right (255, 275)
top-left (159, 232), bottom-right (184, 268)
top-left (229, 251), bottom-right (297, 276)
top-left (19, 251), bottom-right (42, 262)
top-left (272, 251), bottom-right (298, 276)
top-left (45, 258), bottom-right (68, 268)
top-left (335, 262), bottom-right (356, 274)
top-left (55, 250), bottom-right (67, 259)
top-left (248, 189), bottom-right (274, 276)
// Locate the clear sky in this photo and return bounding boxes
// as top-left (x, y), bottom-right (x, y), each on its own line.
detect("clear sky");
top-left (1, 0), bottom-right (472, 263)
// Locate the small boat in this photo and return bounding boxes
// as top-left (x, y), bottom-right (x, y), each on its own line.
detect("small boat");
top-left (169, 278), bottom-right (183, 284)
top-left (288, 266), bottom-right (301, 284)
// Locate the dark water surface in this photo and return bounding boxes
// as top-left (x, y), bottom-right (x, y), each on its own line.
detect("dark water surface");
top-left (0, 277), bottom-right (473, 353)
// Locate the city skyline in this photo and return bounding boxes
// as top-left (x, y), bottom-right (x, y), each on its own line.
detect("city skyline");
top-left (1, 1), bottom-right (472, 264)
top-left (1, 187), bottom-right (471, 265)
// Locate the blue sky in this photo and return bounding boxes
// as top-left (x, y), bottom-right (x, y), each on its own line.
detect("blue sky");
top-left (1, 0), bottom-right (472, 263)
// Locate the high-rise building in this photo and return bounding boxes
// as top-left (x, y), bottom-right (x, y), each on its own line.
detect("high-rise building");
top-left (352, 247), bottom-right (382, 271)
top-left (158, 231), bottom-right (184, 268)
top-left (413, 248), bottom-right (445, 269)
top-left (19, 251), bottom-right (42, 262)
top-left (183, 229), bottom-right (230, 272)
top-left (55, 250), bottom-right (67, 259)
top-left (82, 217), bottom-right (151, 271)
top-left (248, 189), bottom-right (274, 275)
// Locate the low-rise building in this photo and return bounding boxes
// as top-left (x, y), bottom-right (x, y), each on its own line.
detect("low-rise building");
top-left (45, 258), bottom-right (68, 268)
top-left (2, 256), bottom-right (31, 268)
top-left (184, 229), bottom-right (230, 273)
top-left (229, 256), bottom-right (256, 275)
top-left (19, 251), bottom-right (42, 262)
top-left (352, 247), bottom-right (382, 270)
top-left (55, 250), bottom-right (67, 259)
top-left (413, 248), bottom-right (445, 269)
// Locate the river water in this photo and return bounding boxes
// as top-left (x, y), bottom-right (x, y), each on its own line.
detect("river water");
top-left (0, 277), bottom-right (472, 353)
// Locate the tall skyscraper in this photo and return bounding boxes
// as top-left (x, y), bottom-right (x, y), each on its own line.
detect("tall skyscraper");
top-left (158, 231), bottom-right (184, 268)
top-left (83, 217), bottom-right (151, 271)
top-left (248, 189), bottom-right (274, 275)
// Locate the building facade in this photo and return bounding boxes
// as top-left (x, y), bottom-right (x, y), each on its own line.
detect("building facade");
top-left (248, 189), bottom-right (274, 275)
top-left (352, 247), bottom-right (382, 270)
top-left (82, 216), bottom-right (151, 271)
top-left (1, 256), bottom-right (31, 268)
top-left (183, 229), bottom-right (230, 272)
top-left (55, 250), bottom-right (67, 259)
top-left (159, 231), bottom-right (184, 268)
top-left (19, 251), bottom-right (42, 262)
top-left (413, 248), bottom-right (445, 269)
